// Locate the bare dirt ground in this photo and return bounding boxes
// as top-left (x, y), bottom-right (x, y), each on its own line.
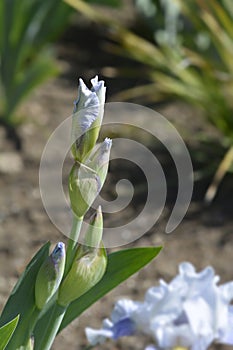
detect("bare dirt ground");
top-left (0, 17), bottom-right (233, 350)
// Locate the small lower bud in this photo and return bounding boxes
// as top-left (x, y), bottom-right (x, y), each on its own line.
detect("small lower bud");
top-left (35, 242), bottom-right (65, 310)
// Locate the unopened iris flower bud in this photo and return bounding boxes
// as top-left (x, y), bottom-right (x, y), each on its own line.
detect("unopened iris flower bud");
top-left (58, 223), bottom-right (107, 306)
top-left (71, 76), bottom-right (106, 161)
top-left (69, 138), bottom-right (112, 218)
top-left (35, 242), bottom-right (65, 310)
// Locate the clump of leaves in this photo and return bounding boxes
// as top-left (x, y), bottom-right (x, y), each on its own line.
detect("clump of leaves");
top-left (0, 0), bottom-right (72, 148)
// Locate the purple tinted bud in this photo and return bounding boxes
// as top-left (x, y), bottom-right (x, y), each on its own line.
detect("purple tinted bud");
top-left (35, 242), bottom-right (66, 309)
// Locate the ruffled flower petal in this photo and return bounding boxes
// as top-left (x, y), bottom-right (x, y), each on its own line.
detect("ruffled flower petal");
top-left (85, 262), bottom-right (233, 350)
top-left (85, 299), bottom-right (138, 345)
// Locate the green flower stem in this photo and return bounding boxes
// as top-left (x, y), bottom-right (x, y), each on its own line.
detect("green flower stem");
top-left (35, 302), bottom-right (67, 350)
top-left (9, 306), bottom-right (40, 349)
top-left (65, 215), bottom-right (83, 275)
top-left (25, 307), bottom-right (40, 340)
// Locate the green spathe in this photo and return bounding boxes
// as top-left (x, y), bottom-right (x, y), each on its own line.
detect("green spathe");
top-left (69, 138), bottom-right (112, 218)
top-left (35, 243), bottom-right (65, 310)
top-left (69, 162), bottom-right (100, 218)
top-left (58, 243), bottom-right (107, 306)
top-left (84, 206), bottom-right (103, 248)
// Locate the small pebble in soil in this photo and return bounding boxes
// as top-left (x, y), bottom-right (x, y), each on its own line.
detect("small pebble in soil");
top-left (0, 152), bottom-right (23, 174)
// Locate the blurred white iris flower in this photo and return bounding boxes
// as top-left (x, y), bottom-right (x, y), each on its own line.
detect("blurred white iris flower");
top-left (86, 262), bottom-right (233, 350)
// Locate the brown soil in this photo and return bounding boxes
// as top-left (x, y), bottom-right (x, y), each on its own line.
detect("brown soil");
top-left (0, 16), bottom-right (233, 350)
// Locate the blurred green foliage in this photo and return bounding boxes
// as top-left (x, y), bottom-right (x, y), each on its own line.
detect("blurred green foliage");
top-left (119, 0), bottom-right (233, 200)
top-left (65, 0), bottom-right (233, 144)
top-left (85, 0), bottom-right (122, 6)
top-left (117, 0), bottom-right (233, 143)
top-left (64, 0), bottom-right (233, 200)
top-left (0, 0), bottom-right (72, 134)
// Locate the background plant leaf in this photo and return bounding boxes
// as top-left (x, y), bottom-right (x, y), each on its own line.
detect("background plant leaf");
top-left (0, 0), bottom-right (72, 126)
top-left (85, 0), bottom-right (122, 6)
top-left (0, 316), bottom-right (19, 350)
